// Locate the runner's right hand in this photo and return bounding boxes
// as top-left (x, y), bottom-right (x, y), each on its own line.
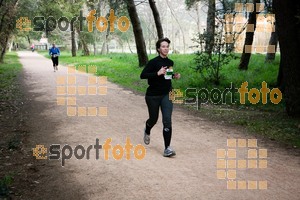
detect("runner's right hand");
top-left (157, 66), bottom-right (167, 76)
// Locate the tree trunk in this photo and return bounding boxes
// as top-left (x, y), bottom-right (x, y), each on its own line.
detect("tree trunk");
top-left (27, 35), bottom-right (31, 45)
top-left (265, 23), bottom-right (278, 62)
top-left (149, 0), bottom-right (164, 39)
top-left (82, 40), bottom-right (90, 56)
top-left (71, 30), bottom-right (76, 57)
top-left (126, 37), bottom-right (133, 53)
top-left (93, 42), bottom-right (96, 55)
top-left (78, 40), bottom-right (82, 51)
top-left (0, 34), bottom-right (9, 63)
top-left (8, 38), bottom-right (13, 52)
top-left (101, 26), bottom-right (110, 55)
top-left (148, 37), bottom-right (152, 54)
top-left (77, 27), bottom-right (89, 56)
top-left (196, 3), bottom-right (201, 33)
top-left (125, 0), bottom-right (148, 67)
top-left (100, 36), bottom-right (108, 55)
top-left (238, 0), bottom-right (260, 70)
top-left (277, 58), bottom-right (283, 89)
top-left (205, 0), bottom-right (215, 55)
top-left (80, 36), bottom-right (89, 56)
top-left (0, 10), bottom-right (8, 33)
top-left (0, 0), bottom-right (18, 63)
top-left (274, 0), bottom-right (300, 117)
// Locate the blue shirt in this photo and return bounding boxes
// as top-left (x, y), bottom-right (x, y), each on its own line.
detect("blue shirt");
top-left (49, 47), bottom-right (60, 55)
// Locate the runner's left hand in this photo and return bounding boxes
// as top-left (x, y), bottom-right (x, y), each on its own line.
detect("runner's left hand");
top-left (174, 73), bottom-right (181, 79)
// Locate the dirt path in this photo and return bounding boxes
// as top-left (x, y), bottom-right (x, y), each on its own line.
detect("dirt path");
top-left (14, 51), bottom-right (300, 199)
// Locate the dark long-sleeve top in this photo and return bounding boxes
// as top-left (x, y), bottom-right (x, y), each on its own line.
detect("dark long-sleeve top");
top-left (140, 55), bottom-right (174, 96)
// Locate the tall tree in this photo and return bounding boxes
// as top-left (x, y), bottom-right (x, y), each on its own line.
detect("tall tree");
top-left (86, 0), bottom-right (100, 55)
top-left (76, 22), bottom-right (91, 56)
top-left (239, 0), bottom-right (260, 70)
top-left (125, 0), bottom-right (148, 67)
top-left (185, 0), bottom-right (216, 56)
top-left (71, 28), bottom-right (77, 57)
top-left (149, 0), bottom-right (164, 39)
top-left (265, 22), bottom-right (278, 62)
top-left (67, 0), bottom-right (85, 57)
top-left (100, 0), bottom-right (124, 55)
top-left (264, 0), bottom-right (278, 62)
top-left (100, 4), bottom-right (111, 55)
top-left (273, 0), bottom-right (300, 117)
top-left (205, 0), bottom-right (215, 55)
top-left (36, 0), bottom-right (63, 38)
top-left (0, 0), bottom-right (19, 62)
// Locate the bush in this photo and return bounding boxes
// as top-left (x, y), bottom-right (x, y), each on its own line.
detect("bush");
top-left (192, 23), bottom-right (236, 85)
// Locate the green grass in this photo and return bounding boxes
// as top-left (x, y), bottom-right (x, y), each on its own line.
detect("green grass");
top-left (39, 51), bottom-right (198, 93)
top-left (198, 105), bottom-right (300, 147)
top-left (0, 53), bottom-right (21, 198)
top-left (0, 174), bottom-right (14, 197)
top-left (39, 50), bottom-right (300, 148)
top-left (0, 52), bottom-right (22, 101)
